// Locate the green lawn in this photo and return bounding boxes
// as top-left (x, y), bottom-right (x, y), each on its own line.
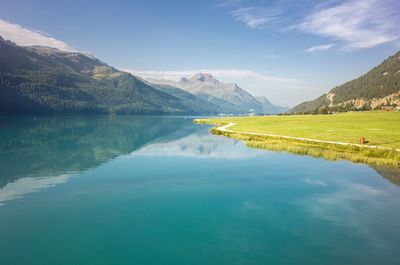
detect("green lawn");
top-left (197, 111), bottom-right (400, 149)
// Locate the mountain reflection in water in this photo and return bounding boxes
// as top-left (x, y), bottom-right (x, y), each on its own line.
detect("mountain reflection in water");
top-left (0, 115), bottom-right (398, 206)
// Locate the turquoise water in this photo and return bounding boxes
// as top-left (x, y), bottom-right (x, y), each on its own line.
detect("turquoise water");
top-left (0, 116), bottom-right (400, 265)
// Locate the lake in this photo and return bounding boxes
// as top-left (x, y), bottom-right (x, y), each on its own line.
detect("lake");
top-left (0, 115), bottom-right (400, 265)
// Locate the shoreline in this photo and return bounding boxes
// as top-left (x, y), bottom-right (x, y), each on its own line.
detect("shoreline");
top-left (214, 122), bottom-right (400, 153)
top-left (194, 118), bottom-right (400, 168)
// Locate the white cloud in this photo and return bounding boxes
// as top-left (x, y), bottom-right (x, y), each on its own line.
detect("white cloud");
top-left (122, 68), bottom-right (323, 106)
top-left (306, 43), bottom-right (335, 53)
top-left (304, 178), bottom-right (328, 186)
top-left (230, 7), bottom-right (281, 29)
top-left (216, 0), bottom-right (245, 7)
top-left (296, 0), bottom-right (400, 50)
top-left (0, 19), bottom-right (75, 52)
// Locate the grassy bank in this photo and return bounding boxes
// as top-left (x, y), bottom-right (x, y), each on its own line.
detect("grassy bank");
top-left (195, 111), bottom-right (400, 168)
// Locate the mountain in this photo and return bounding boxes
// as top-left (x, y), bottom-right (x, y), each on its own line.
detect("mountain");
top-left (139, 78), bottom-right (221, 114)
top-left (0, 36), bottom-right (213, 114)
top-left (255, 96), bottom-right (288, 114)
top-left (179, 73), bottom-right (259, 112)
top-left (147, 73), bottom-right (285, 114)
top-left (289, 50), bottom-right (400, 114)
top-left (0, 36), bottom-right (286, 115)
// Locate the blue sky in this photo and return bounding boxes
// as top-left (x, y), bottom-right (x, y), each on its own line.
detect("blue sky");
top-left (0, 0), bottom-right (399, 106)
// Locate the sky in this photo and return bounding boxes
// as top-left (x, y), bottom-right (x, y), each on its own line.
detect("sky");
top-left (0, 0), bottom-right (399, 106)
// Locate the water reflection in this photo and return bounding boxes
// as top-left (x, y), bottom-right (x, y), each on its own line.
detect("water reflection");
top-left (1, 116), bottom-right (400, 265)
top-left (0, 116), bottom-right (192, 186)
top-left (298, 169), bottom-right (400, 260)
top-left (133, 133), bottom-right (263, 159)
top-left (0, 116), bottom-right (264, 204)
top-left (371, 166), bottom-right (400, 185)
top-left (0, 115), bottom-right (399, 206)
top-left (0, 174), bottom-right (71, 206)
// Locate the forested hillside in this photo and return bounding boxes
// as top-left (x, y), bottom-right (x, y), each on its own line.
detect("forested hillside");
top-left (0, 36), bottom-right (213, 114)
top-left (289, 50), bottom-right (400, 114)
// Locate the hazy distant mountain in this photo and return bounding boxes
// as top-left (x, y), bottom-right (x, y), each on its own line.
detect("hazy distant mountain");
top-left (255, 96), bottom-right (288, 114)
top-left (289, 50), bottom-right (400, 114)
top-left (147, 73), bottom-right (286, 114)
top-left (0, 36), bottom-right (210, 114)
top-left (139, 79), bottom-right (221, 114)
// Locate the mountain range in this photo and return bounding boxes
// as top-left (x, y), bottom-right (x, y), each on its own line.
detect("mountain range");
top-left (289, 50), bottom-right (400, 114)
top-left (146, 73), bottom-right (286, 114)
top-left (0, 36), bottom-right (285, 115)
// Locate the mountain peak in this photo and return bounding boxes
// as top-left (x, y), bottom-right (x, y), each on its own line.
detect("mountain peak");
top-left (256, 96), bottom-right (271, 105)
top-left (190, 73), bottom-right (218, 83)
top-left (0, 35), bottom-right (17, 46)
top-left (27, 45), bottom-right (63, 53)
top-left (145, 71), bottom-right (286, 114)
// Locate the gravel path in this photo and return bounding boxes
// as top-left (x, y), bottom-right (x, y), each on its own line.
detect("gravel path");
top-left (216, 122), bottom-right (400, 152)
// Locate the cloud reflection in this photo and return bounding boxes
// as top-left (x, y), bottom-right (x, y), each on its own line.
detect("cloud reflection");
top-left (130, 133), bottom-right (266, 159)
top-left (0, 174), bottom-right (71, 205)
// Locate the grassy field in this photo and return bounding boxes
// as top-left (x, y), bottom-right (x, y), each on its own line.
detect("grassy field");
top-left (197, 111), bottom-right (400, 149)
top-left (195, 111), bottom-right (400, 167)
